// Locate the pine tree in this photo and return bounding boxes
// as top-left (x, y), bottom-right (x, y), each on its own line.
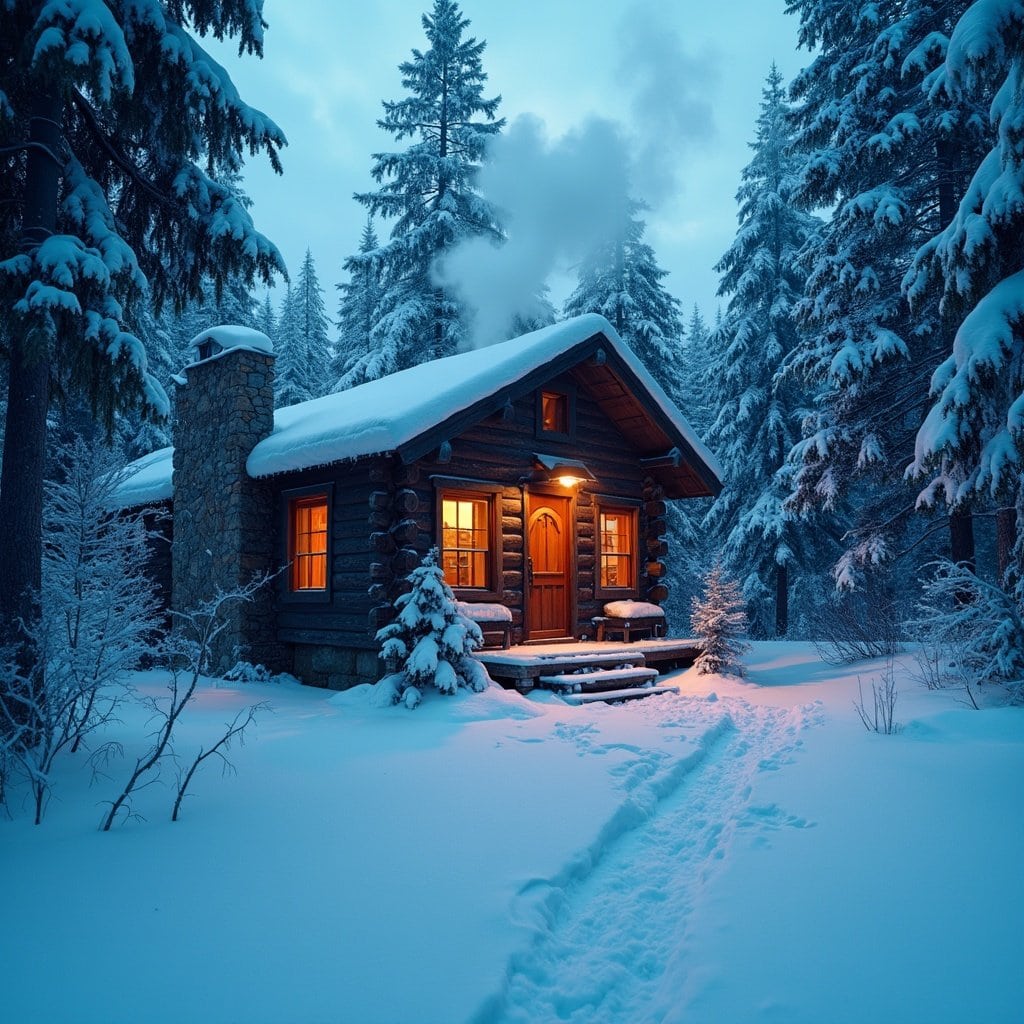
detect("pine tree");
top-left (375, 548), bottom-right (491, 707)
top-left (346, 0), bottom-right (504, 384)
top-left (0, 0), bottom-right (284, 657)
top-left (333, 218), bottom-right (383, 390)
top-left (903, 1), bottom-right (1024, 593)
top-left (293, 249), bottom-right (332, 399)
top-left (274, 283), bottom-right (305, 407)
top-left (256, 293), bottom-right (277, 345)
top-left (783, 0), bottom-right (989, 585)
top-left (678, 305), bottom-right (713, 438)
top-left (703, 66), bottom-right (822, 637)
top-left (564, 201), bottom-right (685, 403)
top-left (690, 564), bottom-right (751, 676)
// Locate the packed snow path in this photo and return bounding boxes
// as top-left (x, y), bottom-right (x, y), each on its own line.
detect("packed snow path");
top-left (477, 693), bottom-right (823, 1024)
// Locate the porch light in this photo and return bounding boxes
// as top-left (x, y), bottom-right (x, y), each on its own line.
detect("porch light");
top-left (531, 454), bottom-right (597, 489)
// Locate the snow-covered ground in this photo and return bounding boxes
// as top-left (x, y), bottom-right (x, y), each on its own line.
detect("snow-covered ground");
top-left (2, 643), bottom-right (1021, 1024)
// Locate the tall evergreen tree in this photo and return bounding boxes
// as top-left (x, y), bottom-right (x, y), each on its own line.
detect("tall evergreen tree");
top-left (294, 248), bottom-right (332, 398)
top-left (903, 0), bottom-right (1024, 588)
top-left (678, 304), bottom-right (714, 439)
top-left (333, 218), bottom-right (383, 390)
top-left (346, 0), bottom-right (504, 384)
top-left (564, 201), bottom-right (685, 403)
top-left (256, 292), bottom-right (277, 346)
top-left (275, 283), bottom-right (303, 407)
top-left (783, 0), bottom-right (990, 590)
top-left (703, 66), bottom-right (822, 637)
top-left (0, 0), bottom-right (284, 653)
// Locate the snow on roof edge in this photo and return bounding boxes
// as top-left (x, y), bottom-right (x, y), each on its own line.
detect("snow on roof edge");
top-left (246, 314), bottom-right (721, 486)
top-left (113, 314), bottom-right (721, 506)
top-left (110, 446), bottom-right (174, 508)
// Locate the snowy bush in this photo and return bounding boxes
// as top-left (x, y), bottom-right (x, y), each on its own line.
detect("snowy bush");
top-left (103, 578), bottom-right (269, 830)
top-left (690, 564), bottom-right (751, 676)
top-left (222, 661), bottom-right (276, 684)
top-left (908, 561), bottom-right (1024, 707)
top-left (0, 439), bottom-right (163, 823)
top-left (375, 548), bottom-right (491, 705)
top-left (810, 580), bottom-right (904, 665)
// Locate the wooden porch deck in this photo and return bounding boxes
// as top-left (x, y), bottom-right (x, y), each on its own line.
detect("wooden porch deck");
top-left (477, 638), bottom-right (701, 692)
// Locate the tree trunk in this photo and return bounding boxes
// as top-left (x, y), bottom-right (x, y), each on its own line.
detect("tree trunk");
top-left (996, 506), bottom-right (1017, 584)
top-left (949, 509), bottom-right (976, 606)
top-left (0, 92), bottom-right (61, 660)
top-left (775, 562), bottom-right (788, 638)
top-left (937, 137), bottom-right (977, 582)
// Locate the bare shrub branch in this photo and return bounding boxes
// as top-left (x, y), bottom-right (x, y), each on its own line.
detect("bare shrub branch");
top-left (854, 660), bottom-right (901, 734)
top-left (171, 701), bottom-right (268, 821)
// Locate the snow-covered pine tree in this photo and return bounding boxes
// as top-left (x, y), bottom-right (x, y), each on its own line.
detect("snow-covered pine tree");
top-left (904, 0), bottom-right (1024, 594)
top-left (677, 305), bottom-right (714, 439)
top-left (293, 249), bottom-right (332, 400)
top-left (783, 0), bottom-right (990, 587)
top-left (703, 66), bottom-right (823, 637)
top-left (274, 283), bottom-right (306, 407)
top-left (659, 306), bottom-right (717, 635)
top-left (690, 564), bottom-right (751, 676)
top-left (0, 0), bottom-right (284, 657)
top-left (564, 201), bottom-right (685, 404)
top-left (345, 0), bottom-right (504, 385)
top-left (256, 292), bottom-right (277, 345)
top-left (333, 218), bottom-right (383, 390)
top-left (375, 548), bottom-right (491, 707)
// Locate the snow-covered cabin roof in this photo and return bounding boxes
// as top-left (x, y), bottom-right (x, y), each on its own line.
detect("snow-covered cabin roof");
top-left (114, 314), bottom-right (721, 507)
top-left (113, 446), bottom-right (174, 506)
top-left (188, 324), bottom-right (273, 358)
top-left (247, 314), bottom-right (720, 485)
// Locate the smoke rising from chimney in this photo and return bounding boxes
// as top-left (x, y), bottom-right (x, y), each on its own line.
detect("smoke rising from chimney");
top-left (438, 4), bottom-right (720, 350)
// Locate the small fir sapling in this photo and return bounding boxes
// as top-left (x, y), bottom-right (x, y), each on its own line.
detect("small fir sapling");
top-left (691, 564), bottom-right (751, 676)
top-left (375, 548), bottom-right (491, 706)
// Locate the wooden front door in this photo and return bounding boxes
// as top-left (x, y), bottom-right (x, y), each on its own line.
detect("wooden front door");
top-left (526, 493), bottom-right (572, 640)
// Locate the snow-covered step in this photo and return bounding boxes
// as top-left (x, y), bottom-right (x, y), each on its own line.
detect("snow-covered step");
top-left (562, 684), bottom-right (680, 705)
top-left (538, 666), bottom-right (659, 693)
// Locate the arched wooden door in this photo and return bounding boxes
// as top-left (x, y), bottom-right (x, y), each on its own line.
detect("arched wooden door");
top-left (526, 493), bottom-right (572, 640)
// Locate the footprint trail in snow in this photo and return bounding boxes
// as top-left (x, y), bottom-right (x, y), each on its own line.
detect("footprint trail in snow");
top-left (478, 694), bottom-right (822, 1024)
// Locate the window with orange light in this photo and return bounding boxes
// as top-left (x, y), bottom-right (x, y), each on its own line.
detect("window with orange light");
top-left (440, 494), bottom-right (491, 589)
top-left (598, 505), bottom-right (638, 593)
top-left (540, 390), bottom-right (568, 434)
top-left (290, 495), bottom-right (328, 591)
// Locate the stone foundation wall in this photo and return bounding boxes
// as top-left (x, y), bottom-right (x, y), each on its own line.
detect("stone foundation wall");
top-left (292, 644), bottom-right (383, 689)
top-left (171, 347), bottom-right (286, 673)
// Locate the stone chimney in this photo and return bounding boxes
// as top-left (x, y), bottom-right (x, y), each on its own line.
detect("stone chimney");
top-left (171, 325), bottom-right (281, 671)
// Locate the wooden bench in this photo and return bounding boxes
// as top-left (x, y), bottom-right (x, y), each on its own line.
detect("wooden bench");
top-left (592, 600), bottom-right (667, 642)
top-left (456, 601), bottom-right (513, 649)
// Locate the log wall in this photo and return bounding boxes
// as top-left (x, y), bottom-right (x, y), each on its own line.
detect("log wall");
top-left (268, 376), bottom-right (675, 684)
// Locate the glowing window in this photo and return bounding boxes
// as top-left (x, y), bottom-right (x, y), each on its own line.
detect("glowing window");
top-left (290, 496), bottom-right (328, 591)
top-left (599, 507), bottom-right (637, 590)
top-left (540, 391), bottom-right (568, 434)
top-left (440, 495), bottom-right (491, 589)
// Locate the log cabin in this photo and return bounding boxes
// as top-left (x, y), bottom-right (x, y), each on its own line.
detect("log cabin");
top-left (115, 314), bottom-right (722, 687)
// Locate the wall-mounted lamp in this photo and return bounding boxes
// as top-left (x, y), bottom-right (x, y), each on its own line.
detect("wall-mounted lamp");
top-left (528, 453), bottom-right (598, 489)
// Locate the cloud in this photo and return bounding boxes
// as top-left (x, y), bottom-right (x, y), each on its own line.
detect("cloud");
top-left (436, 115), bottom-right (632, 349)
top-left (615, 1), bottom-right (720, 207)
top-left (439, 3), bottom-right (722, 349)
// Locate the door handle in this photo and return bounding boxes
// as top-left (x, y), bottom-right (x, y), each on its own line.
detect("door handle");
top-left (527, 556), bottom-right (534, 586)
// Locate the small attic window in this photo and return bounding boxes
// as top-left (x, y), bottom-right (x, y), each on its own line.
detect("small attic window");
top-left (197, 339), bottom-right (219, 361)
top-left (537, 388), bottom-right (574, 439)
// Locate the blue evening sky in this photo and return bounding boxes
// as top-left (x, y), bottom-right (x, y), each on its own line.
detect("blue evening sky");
top-left (209, 1), bottom-right (809, 329)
